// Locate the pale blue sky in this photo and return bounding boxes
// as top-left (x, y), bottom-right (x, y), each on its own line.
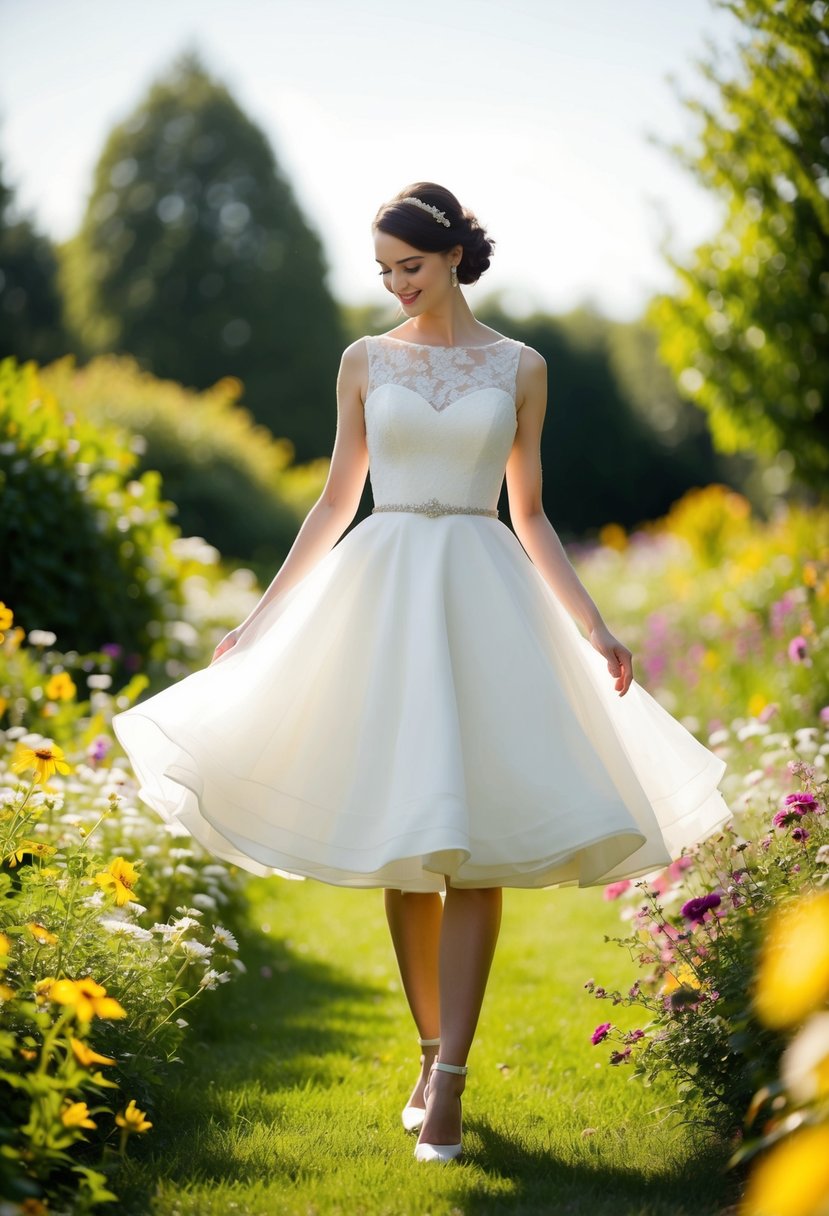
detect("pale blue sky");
top-left (0, 0), bottom-right (741, 319)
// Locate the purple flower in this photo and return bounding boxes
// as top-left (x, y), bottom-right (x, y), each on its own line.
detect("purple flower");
top-left (101, 642), bottom-right (123, 659)
top-left (820, 706), bottom-right (829, 725)
top-left (785, 792), bottom-right (819, 813)
top-left (609, 1047), bottom-right (632, 1065)
top-left (591, 1022), bottom-right (612, 1045)
top-left (86, 735), bottom-right (111, 765)
top-left (625, 1028), bottom-right (645, 1043)
top-left (792, 827), bottom-right (810, 843)
top-left (680, 892), bottom-right (722, 925)
top-left (788, 635), bottom-right (810, 664)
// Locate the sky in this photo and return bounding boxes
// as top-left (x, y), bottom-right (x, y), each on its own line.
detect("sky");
top-left (0, 0), bottom-right (742, 321)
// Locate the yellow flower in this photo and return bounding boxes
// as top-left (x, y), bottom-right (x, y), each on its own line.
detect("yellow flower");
top-left (754, 892), bottom-right (829, 1029)
top-left (115, 1098), bottom-right (153, 1133)
top-left (599, 522), bottom-right (627, 551)
top-left (747, 693), bottom-right (767, 719)
top-left (34, 976), bottom-right (56, 1004)
top-left (60, 1100), bottom-right (97, 1130)
top-left (741, 1124), bottom-right (829, 1216)
top-left (93, 856), bottom-right (140, 906)
top-left (7, 840), bottom-right (58, 868)
top-left (0, 696), bottom-right (7, 718)
top-left (0, 983), bottom-right (16, 1002)
top-left (46, 976), bottom-right (127, 1023)
top-left (803, 561), bottom-right (818, 588)
top-left (701, 649), bottom-right (720, 671)
top-left (662, 963), bottom-right (700, 995)
top-left (11, 740), bottom-right (72, 784)
top-left (0, 932), bottom-right (10, 954)
top-left (45, 672), bottom-right (77, 701)
top-left (70, 1036), bottom-right (117, 1067)
top-left (26, 922), bottom-right (59, 946)
top-left (0, 602), bottom-right (13, 636)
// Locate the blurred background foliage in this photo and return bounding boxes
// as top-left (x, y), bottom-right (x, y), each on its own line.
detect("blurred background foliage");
top-left (0, 0), bottom-right (827, 661)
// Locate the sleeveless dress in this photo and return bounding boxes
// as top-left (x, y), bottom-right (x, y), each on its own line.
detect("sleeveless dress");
top-left (111, 333), bottom-right (731, 892)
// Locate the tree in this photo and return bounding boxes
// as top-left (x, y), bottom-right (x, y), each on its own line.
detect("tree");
top-left (0, 151), bottom-right (67, 364)
top-left (646, 0), bottom-right (829, 496)
top-left (59, 48), bottom-right (345, 460)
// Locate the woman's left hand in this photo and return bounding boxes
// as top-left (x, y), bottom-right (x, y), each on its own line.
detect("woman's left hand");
top-left (588, 623), bottom-right (634, 696)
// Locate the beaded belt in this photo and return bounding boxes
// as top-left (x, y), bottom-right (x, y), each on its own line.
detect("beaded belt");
top-left (372, 497), bottom-right (498, 520)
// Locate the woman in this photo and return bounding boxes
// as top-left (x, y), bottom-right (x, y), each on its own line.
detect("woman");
top-left (113, 182), bottom-right (730, 1164)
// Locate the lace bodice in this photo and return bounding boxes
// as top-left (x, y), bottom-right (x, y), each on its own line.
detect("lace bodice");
top-left (363, 334), bottom-right (524, 513)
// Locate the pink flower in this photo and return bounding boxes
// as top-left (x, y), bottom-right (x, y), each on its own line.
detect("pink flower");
top-left (792, 826), bottom-right (810, 843)
top-left (758, 703), bottom-right (779, 723)
top-left (603, 880), bottom-right (632, 901)
top-left (788, 635), bottom-right (811, 664)
top-left (820, 706), bottom-right (829, 725)
top-left (785, 792), bottom-right (819, 813)
top-left (591, 1022), bottom-right (612, 1045)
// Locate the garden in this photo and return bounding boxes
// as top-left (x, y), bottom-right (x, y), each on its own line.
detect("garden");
top-left (1, 348), bottom-right (828, 1214)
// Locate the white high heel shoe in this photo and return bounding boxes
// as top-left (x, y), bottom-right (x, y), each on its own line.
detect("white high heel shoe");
top-left (413, 1060), bottom-right (468, 1163)
top-left (401, 1036), bottom-right (440, 1132)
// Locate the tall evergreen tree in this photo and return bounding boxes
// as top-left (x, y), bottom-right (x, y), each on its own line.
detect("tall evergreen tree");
top-left (60, 49), bottom-right (345, 460)
top-left (0, 153), bottom-right (66, 364)
top-left (646, 0), bottom-right (829, 496)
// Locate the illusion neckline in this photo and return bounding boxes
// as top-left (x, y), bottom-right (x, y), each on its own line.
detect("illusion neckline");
top-left (375, 334), bottom-right (512, 351)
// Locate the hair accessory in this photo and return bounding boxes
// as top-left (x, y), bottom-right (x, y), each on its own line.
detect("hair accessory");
top-left (399, 196), bottom-right (451, 227)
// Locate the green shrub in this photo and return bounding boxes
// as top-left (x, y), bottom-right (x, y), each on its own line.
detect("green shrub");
top-left (39, 353), bottom-right (328, 566)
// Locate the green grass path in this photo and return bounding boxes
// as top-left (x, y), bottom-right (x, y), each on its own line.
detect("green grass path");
top-left (114, 878), bottom-right (740, 1215)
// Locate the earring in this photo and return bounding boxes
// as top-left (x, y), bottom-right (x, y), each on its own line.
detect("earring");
top-left (450, 264), bottom-right (459, 288)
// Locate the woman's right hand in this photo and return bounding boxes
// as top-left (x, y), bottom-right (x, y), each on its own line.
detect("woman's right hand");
top-left (211, 626), bottom-right (243, 665)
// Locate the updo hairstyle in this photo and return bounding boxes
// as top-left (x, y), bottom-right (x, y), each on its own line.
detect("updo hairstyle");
top-left (372, 182), bottom-right (495, 286)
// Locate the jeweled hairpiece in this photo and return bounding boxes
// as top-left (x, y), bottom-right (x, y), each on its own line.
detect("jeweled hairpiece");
top-left (399, 196), bottom-right (451, 227)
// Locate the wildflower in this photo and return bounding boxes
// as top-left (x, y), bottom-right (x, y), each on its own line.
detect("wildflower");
top-left (7, 839), bottom-right (58, 867)
top-left (625, 1029), bottom-right (645, 1043)
top-left (0, 932), bottom-right (10, 955)
top-left (816, 845), bottom-right (829, 865)
top-left (591, 1022), bottom-right (612, 1045)
top-left (791, 827), bottom-right (810, 843)
top-left (663, 964), bottom-right (700, 995)
top-left (26, 921), bottom-right (58, 945)
top-left (603, 880), bottom-right (631, 901)
top-left (779, 1012), bottom-right (829, 1104)
top-left (11, 740), bottom-right (72, 784)
top-left (46, 976), bottom-right (127, 1022)
top-left (609, 1047), bottom-right (632, 1065)
top-left (45, 672), bottom-right (76, 701)
top-left (101, 642), bottom-right (123, 659)
top-left (787, 635), bottom-right (811, 665)
top-left (179, 939), bottom-right (212, 960)
top-left (115, 1098), bottom-right (152, 1133)
top-left (70, 1036), bottom-right (117, 1067)
top-left (785, 791), bottom-right (820, 814)
top-left (86, 736), bottom-right (111, 764)
top-left (60, 1100), bottom-right (97, 1129)
top-left (211, 925), bottom-right (239, 951)
top-left (680, 892), bottom-right (722, 925)
top-left (93, 856), bottom-right (140, 906)
top-left (741, 1124), bottom-right (829, 1216)
top-left (27, 629), bottom-right (57, 647)
top-left (754, 892), bottom-right (829, 1029)
top-left (0, 602), bottom-right (13, 634)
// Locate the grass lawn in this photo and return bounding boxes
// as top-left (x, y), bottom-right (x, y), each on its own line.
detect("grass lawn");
top-left (112, 876), bottom-right (742, 1216)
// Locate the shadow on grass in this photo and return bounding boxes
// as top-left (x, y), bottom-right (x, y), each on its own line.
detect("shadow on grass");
top-left (115, 908), bottom-right (391, 1209)
top-left (452, 1118), bottom-right (742, 1216)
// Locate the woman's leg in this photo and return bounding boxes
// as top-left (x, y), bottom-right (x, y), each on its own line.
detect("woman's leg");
top-left (418, 882), bottom-right (503, 1145)
top-left (383, 889), bottom-right (443, 1109)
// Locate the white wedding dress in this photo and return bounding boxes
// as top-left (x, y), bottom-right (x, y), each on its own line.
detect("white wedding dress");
top-left (112, 333), bottom-right (731, 892)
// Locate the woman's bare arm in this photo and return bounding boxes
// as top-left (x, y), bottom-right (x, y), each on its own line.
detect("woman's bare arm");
top-left (214, 339), bottom-right (370, 652)
top-left (505, 351), bottom-right (634, 695)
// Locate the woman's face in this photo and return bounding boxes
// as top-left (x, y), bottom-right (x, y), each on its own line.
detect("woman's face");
top-left (374, 232), bottom-right (460, 312)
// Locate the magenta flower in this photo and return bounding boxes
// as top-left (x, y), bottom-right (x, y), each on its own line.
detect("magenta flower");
top-left (609, 1047), bottom-right (632, 1065)
top-left (680, 892), bottom-right (722, 925)
top-left (603, 880), bottom-right (632, 901)
top-left (788, 635), bottom-right (810, 664)
top-left (785, 792), bottom-right (819, 814)
top-left (792, 827), bottom-right (810, 843)
top-left (820, 706), bottom-right (829, 725)
top-left (591, 1022), bottom-right (612, 1045)
top-left (625, 1028), bottom-right (645, 1043)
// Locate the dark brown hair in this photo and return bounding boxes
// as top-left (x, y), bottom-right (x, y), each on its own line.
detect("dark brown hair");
top-left (372, 182), bottom-right (495, 285)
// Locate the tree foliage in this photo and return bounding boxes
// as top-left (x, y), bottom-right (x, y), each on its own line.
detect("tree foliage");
top-left (59, 48), bottom-right (345, 460)
top-left (646, 0), bottom-right (829, 495)
top-left (0, 155), bottom-right (67, 365)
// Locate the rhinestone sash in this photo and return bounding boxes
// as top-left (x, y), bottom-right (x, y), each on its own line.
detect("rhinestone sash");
top-left (372, 497), bottom-right (498, 519)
